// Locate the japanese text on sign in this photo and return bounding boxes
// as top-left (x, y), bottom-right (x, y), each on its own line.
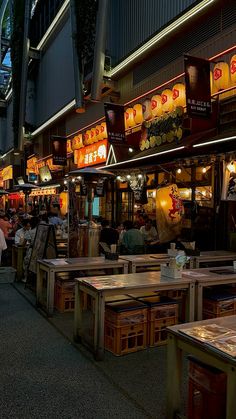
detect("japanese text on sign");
top-left (74, 140), bottom-right (108, 168)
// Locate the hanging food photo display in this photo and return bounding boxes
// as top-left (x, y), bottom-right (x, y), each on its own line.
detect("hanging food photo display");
top-left (128, 174), bottom-right (148, 204)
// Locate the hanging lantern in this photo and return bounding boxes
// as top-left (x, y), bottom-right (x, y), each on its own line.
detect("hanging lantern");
top-left (96, 125), bottom-right (102, 141)
top-left (72, 134), bottom-right (83, 150)
top-left (142, 99), bottom-right (152, 120)
top-left (133, 103), bottom-right (144, 124)
top-left (213, 61), bottom-right (230, 91)
top-left (151, 95), bottom-right (163, 117)
top-left (90, 127), bottom-right (97, 143)
top-left (161, 89), bottom-right (173, 113)
top-left (172, 83), bottom-right (186, 108)
top-left (156, 184), bottom-right (184, 243)
top-left (84, 130), bottom-right (92, 145)
top-left (67, 139), bottom-right (73, 154)
top-left (230, 55), bottom-right (236, 85)
top-left (125, 108), bottom-right (136, 128)
top-left (59, 191), bottom-right (68, 216)
top-left (210, 71), bottom-right (217, 95)
top-left (100, 122), bottom-right (107, 139)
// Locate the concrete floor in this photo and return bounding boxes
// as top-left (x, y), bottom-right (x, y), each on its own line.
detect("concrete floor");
top-left (0, 282), bottom-right (188, 418)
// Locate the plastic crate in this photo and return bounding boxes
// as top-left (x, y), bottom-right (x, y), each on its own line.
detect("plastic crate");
top-left (187, 356), bottom-right (226, 419)
top-left (54, 279), bottom-right (75, 313)
top-left (203, 291), bottom-right (235, 319)
top-left (136, 296), bottom-right (178, 346)
top-left (0, 267), bottom-right (16, 283)
top-left (105, 300), bottom-right (148, 327)
top-left (104, 321), bottom-right (147, 356)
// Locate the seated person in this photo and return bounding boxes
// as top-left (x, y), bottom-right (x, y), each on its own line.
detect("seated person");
top-left (140, 219), bottom-right (159, 245)
top-left (99, 219), bottom-right (119, 253)
top-left (14, 219), bottom-right (31, 245)
top-left (121, 220), bottom-right (145, 254)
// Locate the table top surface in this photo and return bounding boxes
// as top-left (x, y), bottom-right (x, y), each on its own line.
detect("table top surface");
top-left (182, 266), bottom-right (236, 282)
top-left (76, 270), bottom-right (195, 291)
top-left (197, 250), bottom-right (236, 258)
top-left (38, 256), bottom-right (128, 268)
top-left (119, 254), bottom-right (169, 262)
top-left (167, 315), bottom-right (236, 364)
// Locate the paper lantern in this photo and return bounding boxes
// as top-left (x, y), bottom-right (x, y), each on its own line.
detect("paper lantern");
top-left (84, 130), bottom-right (92, 145)
top-left (90, 127), bottom-right (97, 143)
top-left (156, 184), bottom-right (184, 243)
top-left (133, 104), bottom-right (144, 124)
top-left (142, 99), bottom-right (152, 120)
top-left (72, 134), bottom-right (83, 150)
top-left (210, 71), bottom-right (217, 95)
top-left (151, 95), bottom-right (163, 117)
top-left (125, 108), bottom-right (136, 128)
top-left (230, 55), bottom-right (236, 85)
top-left (161, 89), bottom-right (173, 113)
top-left (59, 191), bottom-right (68, 216)
top-left (172, 83), bottom-right (186, 108)
top-left (100, 122), bottom-right (107, 139)
top-left (95, 125), bottom-right (102, 141)
top-left (213, 61), bottom-right (230, 91)
top-left (67, 140), bottom-right (73, 154)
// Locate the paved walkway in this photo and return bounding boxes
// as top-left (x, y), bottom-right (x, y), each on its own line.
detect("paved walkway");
top-left (0, 284), bottom-right (151, 419)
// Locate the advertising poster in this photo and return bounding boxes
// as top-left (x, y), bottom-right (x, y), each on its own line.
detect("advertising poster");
top-left (184, 55), bottom-right (211, 118)
top-left (51, 136), bottom-right (67, 166)
top-left (104, 102), bottom-right (126, 142)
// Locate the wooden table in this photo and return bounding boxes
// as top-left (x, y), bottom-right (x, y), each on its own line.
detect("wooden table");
top-left (193, 250), bottom-right (236, 268)
top-left (182, 267), bottom-right (236, 320)
top-left (74, 271), bottom-right (195, 360)
top-left (166, 316), bottom-right (236, 419)
top-left (119, 254), bottom-right (170, 273)
top-left (36, 257), bottom-right (129, 316)
top-left (12, 244), bottom-right (26, 281)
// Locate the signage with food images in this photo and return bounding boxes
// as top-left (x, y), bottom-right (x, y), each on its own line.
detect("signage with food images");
top-left (104, 102), bottom-right (125, 143)
top-left (74, 139), bottom-right (108, 168)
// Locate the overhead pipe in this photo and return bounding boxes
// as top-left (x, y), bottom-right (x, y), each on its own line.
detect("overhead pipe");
top-left (90, 0), bottom-right (109, 102)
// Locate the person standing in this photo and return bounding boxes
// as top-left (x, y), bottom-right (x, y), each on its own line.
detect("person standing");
top-left (0, 227), bottom-right (7, 265)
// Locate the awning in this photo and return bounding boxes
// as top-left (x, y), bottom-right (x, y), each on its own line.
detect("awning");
top-left (102, 129), bottom-right (236, 172)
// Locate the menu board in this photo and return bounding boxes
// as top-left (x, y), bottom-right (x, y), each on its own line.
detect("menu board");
top-left (29, 224), bottom-right (57, 274)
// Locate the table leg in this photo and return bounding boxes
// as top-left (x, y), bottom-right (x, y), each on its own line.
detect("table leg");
top-left (123, 262), bottom-right (128, 274)
top-left (46, 269), bottom-right (55, 316)
top-left (226, 366), bottom-right (236, 419)
top-left (197, 283), bottom-right (203, 321)
top-left (74, 283), bottom-right (83, 343)
top-left (95, 292), bottom-right (105, 361)
top-left (132, 263), bottom-right (136, 273)
top-left (188, 283), bottom-right (195, 322)
top-left (166, 333), bottom-right (182, 419)
top-left (36, 265), bottom-right (43, 306)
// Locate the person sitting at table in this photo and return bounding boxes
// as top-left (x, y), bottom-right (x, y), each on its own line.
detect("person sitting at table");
top-left (99, 219), bottom-right (119, 254)
top-left (14, 219), bottom-right (31, 245)
top-left (48, 211), bottom-right (63, 226)
top-left (140, 219), bottom-right (159, 244)
top-left (121, 220), bottom-right (145, 254)
top-left (0, 227), bottom-right (7, 265)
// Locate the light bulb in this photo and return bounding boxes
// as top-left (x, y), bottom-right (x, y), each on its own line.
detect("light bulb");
top-left (202, 167), bottom-right (207, 173)
top-left (64, 180), bottom-right (67, 185)
top-left (126, 174), bottom-right (131, 180)
top-left (138, 174), bottom-right (142, 179)
top-left (177, 168), bottom-right (182, 174)
top-left (116, 176), bottom-right (121, 180)
top-left (128, 147), bottom-right (134, 153)
top-left (72, 178), bottom-right (75, 182)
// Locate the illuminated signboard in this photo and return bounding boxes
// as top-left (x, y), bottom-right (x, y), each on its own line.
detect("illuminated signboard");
top-left (74, 140), bottom-right (108, 168)
top-left (2, 165), bottom-right (13, 181)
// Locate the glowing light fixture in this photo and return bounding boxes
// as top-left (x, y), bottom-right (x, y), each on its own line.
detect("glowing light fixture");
top-left (176, 168), bottom-right (182, 174)
top-left (128, 147), bottom-right (134, 153)
top-left (202, 167), bottom-right (207, 173)
top-left (126, 175), bottom-right (131, 180)
top-left (193, 135), bottom-right (236, 148)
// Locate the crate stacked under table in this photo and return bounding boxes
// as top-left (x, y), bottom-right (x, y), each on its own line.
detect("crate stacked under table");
top-left (202, 289), bottom-right (236, 319)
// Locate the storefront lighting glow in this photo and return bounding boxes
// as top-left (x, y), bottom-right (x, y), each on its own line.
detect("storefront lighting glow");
top-left (177, 168), bottom-right (182, 174)
top-left (202, 167), bottom-right (207, 173)
top-left (102, 146), bottom-right (185, 169)
top-left (193, 135), bottom-right (236, 148)
top-left (128, 147), bottom-right (134, 153)
top-left (105, 0), bottom-right (216, 78)
top-left (116, 176), bottom-right (121, 180)
top-left (138, 174), bottom-right (143, 179)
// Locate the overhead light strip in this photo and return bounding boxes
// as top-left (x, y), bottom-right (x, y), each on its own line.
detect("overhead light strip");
top-left (193, 136), bottom-right (236, 148)
top-left (101, 146), bottom-right (185, 169)
top-left (0, 147), bottom-right (14, 158)
top-left (105, 0), bottom-right (215, 77)
top-left (31, 99), bottom-right (76, 137)
top-left (36, 0), bottom-right (70, 50)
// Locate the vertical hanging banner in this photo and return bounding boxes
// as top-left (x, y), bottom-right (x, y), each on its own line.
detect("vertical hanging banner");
top-left (51, 136), bottom-right (67, 166)
top-left (184, 55), bottom-right (211, 118)
top-left (104, 102), bottom-right (126, 143)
